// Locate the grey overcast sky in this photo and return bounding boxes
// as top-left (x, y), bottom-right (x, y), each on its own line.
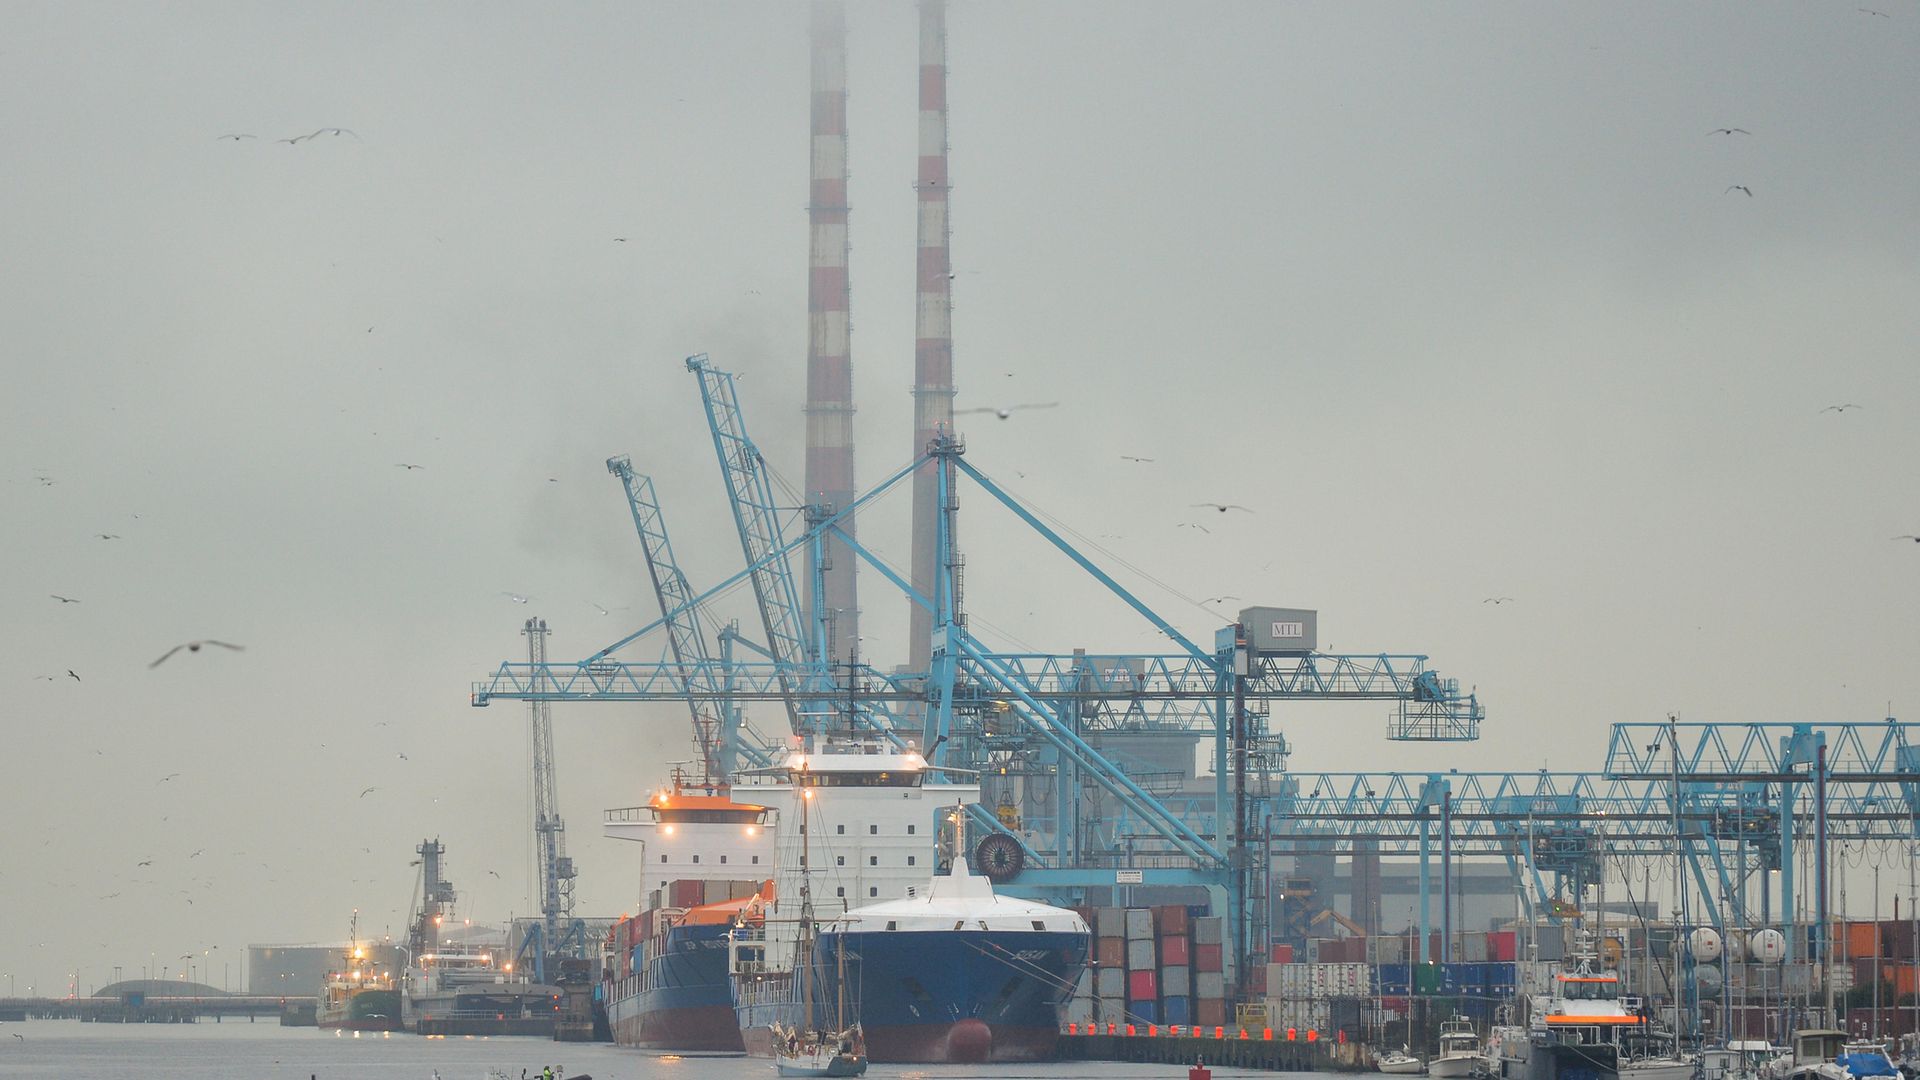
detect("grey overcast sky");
top-left (2, 0), bottom-right (1916, 993)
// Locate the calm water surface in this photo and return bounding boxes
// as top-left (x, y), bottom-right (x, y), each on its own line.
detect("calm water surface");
top-left (0, 1021), bottom-right (1285, 1080)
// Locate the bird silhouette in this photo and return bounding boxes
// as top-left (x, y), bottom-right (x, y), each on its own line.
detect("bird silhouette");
top-left (137, 859), bottom-right (153, 867)
top-left (956, 401), bottom-right (1059, 421)
top-left (397, 752), bottom-right (409, 761)
top-left (1894, 535), bottom-right (1920, 543)
top-left (50, 594), bottom-right (80, 603)
top-left (359, 786), bottom-right (378, 798)
top-left (1707, 128), bottom-right (1751, 136)
top-left (150, 640), bottom-right (244, 668)
top-left (502, 592), bottom-right (534, 604)
top-left (1191, 503), bottom-right (1253, 514)
top-left (1177, 522), bottom-right (1212, 534)
top-left (1859, 7), bottom-right (1890, 15)
top-left (1120, 455), bottom-right (1155, 463)
top-left (216, 133), bottom-right (256, 140)
top-left (1483, 597), bottom-right (1516, 604)
top-left (1725, 185), bottom-right (1753, 197)
top-left (67, 670), bottom-right (81, 682)
top-left (96, 533), bottom-right (121, 540)
top-left (1204, 595), bottom-right (1243, 604)
top-left (487, 870), bottom-right (502, 878)
top-left (158, 774), bottom-right (179, 783)
top-left (395, 463), bottom-right (424, 470)
top-left (1819, 404), bottom-right (1862, 413)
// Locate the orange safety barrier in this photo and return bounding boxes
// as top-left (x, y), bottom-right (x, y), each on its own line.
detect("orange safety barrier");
top-left (1239, 1029), bottom-right (1249, 1040)
top-left (1215, 1026), bottom-right (1225, 1039)
top-left (1067, 1023), bottom-right (1077, 1035)
top-left (1149, 1025), bottom-right (1158, 1037)
top-left (1107, 1022), bottom-right (1117, 1036)
top-left (1307, 1029), bottom-right (1318, 1043)
top-left (1262, 1028), bottom-right (1273, 1040)
top-left (1126, 1024), bottom-right (1137, 1037)
top-left (1287, 1027), bottom-right (1297, 1041)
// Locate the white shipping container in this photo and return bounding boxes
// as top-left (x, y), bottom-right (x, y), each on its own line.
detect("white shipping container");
top-left (1096, 967), bottom-right (1125, 997)
top-left (1124, 908), bottom-right (1154, 940)
top-left (1126, 938), bottom-right (1156, 970)
top-left (1064, 997), bottom-right (1094, 1025)
top-left (1195, 971), bottom-right (1226, 1000)
top-left (1193, 917), bottom-right (1224, 946)
top-left (1096, 908), bottom-right (1124, 938)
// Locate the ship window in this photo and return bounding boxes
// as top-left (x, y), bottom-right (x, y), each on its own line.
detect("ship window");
top-left (752, 856), bottom-right (760, 865)
top-left (869, 887), bottom-right (878, 897)
top-left (720, 855), bottom-right (727, 864)
top-left (954, 921), bottom-right (965, 930)
top-left (1033, 921), bottom-right (1046, 931)
top-left (836, 824), bottom-right (845, 834)
top-left (659, 855), bottom-right (667, 863)
top-left (869, 856), bottom-right (877, 866)
top-left (836, 887), bottom-right (845, 898)
top-left (869, 825), bottom-right (877, 835)
top-left (886, 921), bottom-right (897, 931)
top-left (692, 855), bottom-right (699, 863)
top-left (908, 825), bottom-right (915, 834)
top-left (836, 856), bottom-right (845, 866)
top-left (908, 856), bottom-right (916, 866)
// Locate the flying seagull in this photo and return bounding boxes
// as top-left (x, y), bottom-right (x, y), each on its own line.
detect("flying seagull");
top-left (1191, 502), bottom-right (1253, 514)
top-left (956, 401), bottom-right (1059, 420)
top-left (158, 774), bottom-right (179, 783)
top-left (359, 786), bottom-right (378, 798)
top-left (1484, 596), bottom-right (1516, 604)
top-left (487, 869), bottom-right (502, 878)
top-left (1894, 535), bottom-right (1920, 543)
top-left (67, 669), bottom-right (81, 682)
top-left (50, 594), bottom-right (79, 603)
top-left (1859, 7), bottom-right (1890, 15)
top-left (216, 133), bottom-right (256, 140)
top-left (137, 859), bottom-right (154, 867)
top-left (1725, 185), bottom-right (1753, 197)
top-left (395, 462), bottom-right (424, 470)
top-left (96, 533), bottom-right (121, 540)
top-left (1707, 128), bottom-right (1751, 136)
top-left (1819, 404), bottom-right (1862, 413)
top-left (501, 592), bottom-right (534, 604)
top-left (1177, 522), bottom-right (1212, 534)
top-left (149, 640), bottom-right (245, 668)
top-left (1120, 455), bottom-right (1155, 463)
top-left (1204, 595), bottom-right (1243, 604)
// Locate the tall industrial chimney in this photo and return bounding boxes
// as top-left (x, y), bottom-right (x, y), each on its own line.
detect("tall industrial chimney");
top-left (906, 0), bottom-right (954, 689)
top-left (804, 0), bottom-right (860, 668)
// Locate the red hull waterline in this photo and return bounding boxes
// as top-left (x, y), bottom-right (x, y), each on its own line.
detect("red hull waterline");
top-left (318, 1019), bottom-right (402, 1033)
top-left (614, 1001), bottom-right (744, 1053)
top-left (743, 1019), bottom-right (1058, 1064)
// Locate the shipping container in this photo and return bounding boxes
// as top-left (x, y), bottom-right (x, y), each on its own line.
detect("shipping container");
top-left (1098, 908), bottom-right (1125, 938)
top-left (1195, 971), bottom-right (1226, 1000)
top-left (1194, 917), bottom-right (1224, 946)
top-left (667, 879), bottom-right (706, 908)
top-left (1161, 965), bottom-right (1191, 996)
top-left (1458, 933), bottom-right (1489, 963)
top-left (1195, 998), bottom-right (1227, 1028)
top-left (1097, 936), bottom-right (1125, 969)
top-left (1194, 943), bottom-right (1223, 973)
top-left (1271, 943), bottom-right (1294, 964)
top-left (1126, 938), bottom-right (1155, 970)
top-left (1245, 962), bottom-right (1266, 994)
top-left (1162, 995), bottom-right (1192, 1026)
top-left (1489, 930), bottom-right (1518, 962)
top-left (1368, 935), bottom-right (1407, 965)
top-left (1156, 905), bottom-right (1191, 937)
top-left (1124, 908), bottom-right (1154, 941)
top-left (1063, 996), bottom-right (1094, 1025)
top-left (1096, 967), bottom-right (1125, 998)
top-left (1127, 969), bottom-right (1158, 1002)
top-left (1161, 936), bottom-right (1191, 966)
top-left (1131, 999), bottom-right (1160, 1025)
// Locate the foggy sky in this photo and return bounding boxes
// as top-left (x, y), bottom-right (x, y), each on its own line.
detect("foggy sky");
top-left (3, 0), bottom-right (1917, 996)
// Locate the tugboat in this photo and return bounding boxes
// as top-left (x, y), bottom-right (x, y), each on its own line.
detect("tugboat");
top-left (1430, 1016), bottom-right (1489, 1079)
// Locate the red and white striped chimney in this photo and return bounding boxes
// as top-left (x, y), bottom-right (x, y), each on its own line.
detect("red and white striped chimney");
top-left (804, 0), bottom-right (860, 668)
top-left (906, 0), bottom-right (954, 681)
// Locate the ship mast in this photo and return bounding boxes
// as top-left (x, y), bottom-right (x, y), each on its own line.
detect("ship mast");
top-left (799, 762), bottom-right (814, 1033)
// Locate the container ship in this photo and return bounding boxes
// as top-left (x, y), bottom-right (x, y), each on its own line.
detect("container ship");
top-left (600, 771), bottom-right (775, 1051)
top-left (726, 740), bottom-right (1089, 1063)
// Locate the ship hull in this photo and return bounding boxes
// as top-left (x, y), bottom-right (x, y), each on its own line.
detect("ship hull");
top-left (608, 921), bottom-right (744, 1052)
top-left (735, 929), bottom-right (1087, 1064)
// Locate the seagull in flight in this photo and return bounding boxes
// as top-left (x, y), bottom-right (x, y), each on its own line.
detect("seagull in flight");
top-left (1120, 455), bottom-right (1155, 463)
top-left (1725, 185), bottom-right (1753, 197)
top-left (1484, 596), bottom-right (1516, 604)
top-left (137, 859), bottom-right (154, 867)
top-left (1177, 522), bottom-right (1212, 534)
top-left (150, 640), bottom-right (244, 668)
top-left (956, 401), bottom-right (1059, 420)
top-left (97, 533), bottom-right (121, 540)
top-left (1893, 535), bottom-right (1920, 543)
top-left (1819, 404), bottom-right (1862, 413)
top-left (358, 786), bottom-right (378, 798)
top-left (395, 462), bottom-right (424, 470)
top-left (50, 594), bottom-right (80, 603)
top-left (502, 592), bottom-right (534, 604)
top-left (1191, 502), bottom-right (1253, 514)
top-left (487, 869), bottom-right (501, 878)
top-left (158, 774), bottom-right (179, 783)
top-left (1859, 7), bottom-right (1890, 15)
top-left (216, 133), bottom-right (256, 140)
top-left (67, 669), bottom-right (82, 682)
top-left (397, 752), bottom-right (409, 761)
top-left (1204, 595), bottom-right (1243, 604)
top-left (1707, 128), bottom-right (1751, 136)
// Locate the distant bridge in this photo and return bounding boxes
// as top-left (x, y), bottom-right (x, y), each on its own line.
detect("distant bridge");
top-left (0, 994), bottom-right (316, 1023)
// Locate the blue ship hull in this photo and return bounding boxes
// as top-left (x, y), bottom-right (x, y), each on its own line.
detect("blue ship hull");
top-left (608, 921), bottom-right (742, 1051)
top-left (733, 929), bottom-right (1088, 1063)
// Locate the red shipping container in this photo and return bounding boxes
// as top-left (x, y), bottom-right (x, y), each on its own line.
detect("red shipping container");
top-left (1128, 970), bottom-right (1158, 1001)
top-left (1489, 930), bottom-right (1518, 962)
top-left (1246, 963), bottom-right (1267, 994)
top-left (1196, 999), bottom-right (1227, 1027)
top-left (1194, 943), bottom-right (1223, 973)
top-left (1161, 936), bottom-right (1191, 966)
top-left (1156, 905), bottom-right (1191, 936)
top-left (668, 879), bottom-right (706, 908)
top-left (1097, 936), bottom-right (1126, 969)
top-left (1271, 944), bottom-right (1294, 963)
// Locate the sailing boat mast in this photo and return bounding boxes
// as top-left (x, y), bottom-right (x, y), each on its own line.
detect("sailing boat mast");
top-left (800, 762), bottom-right (815, 1033)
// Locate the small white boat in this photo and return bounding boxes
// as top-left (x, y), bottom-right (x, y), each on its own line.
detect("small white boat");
top-left (1380, 1047), bottom-right (1428, 1075)
top-left (1430, 1017), bottom-right (1489, 1079)
top-left (1619, 1056), bottom-right (1696, 1080)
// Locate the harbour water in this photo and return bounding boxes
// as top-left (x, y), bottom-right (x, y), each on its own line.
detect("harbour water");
top-left (0, 1020), bottom-right (1281, 1080)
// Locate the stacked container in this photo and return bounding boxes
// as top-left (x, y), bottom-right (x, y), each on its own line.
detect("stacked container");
top-left (1126, 907), bottom-right (1158, 1023)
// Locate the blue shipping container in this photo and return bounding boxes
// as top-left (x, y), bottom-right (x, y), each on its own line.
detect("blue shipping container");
top-left (1162, 995), bottom-right (1192, 1025)
top-left (1131, 1000), bottom-right (1159, 1025)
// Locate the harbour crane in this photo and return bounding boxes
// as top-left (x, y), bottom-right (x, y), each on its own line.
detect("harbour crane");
top-left (520, 617), bottom-right (581, 981)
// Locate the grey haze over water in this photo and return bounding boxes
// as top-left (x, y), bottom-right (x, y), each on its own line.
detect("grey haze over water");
top-left (2, 1), bottom-right (1916, 995)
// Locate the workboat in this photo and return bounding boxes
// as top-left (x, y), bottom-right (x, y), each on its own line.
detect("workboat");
top-left (399, 840), bottom-right (560, 1036)
top-left (1431, 1016), bottom-right (1489, 1079)
top-left (1766, 1030), bottom-right (1849, 1080)
top-left (316, 912), bottom-right (401, 1032)
top-left (601, 770), bottom-right (774, 1051)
